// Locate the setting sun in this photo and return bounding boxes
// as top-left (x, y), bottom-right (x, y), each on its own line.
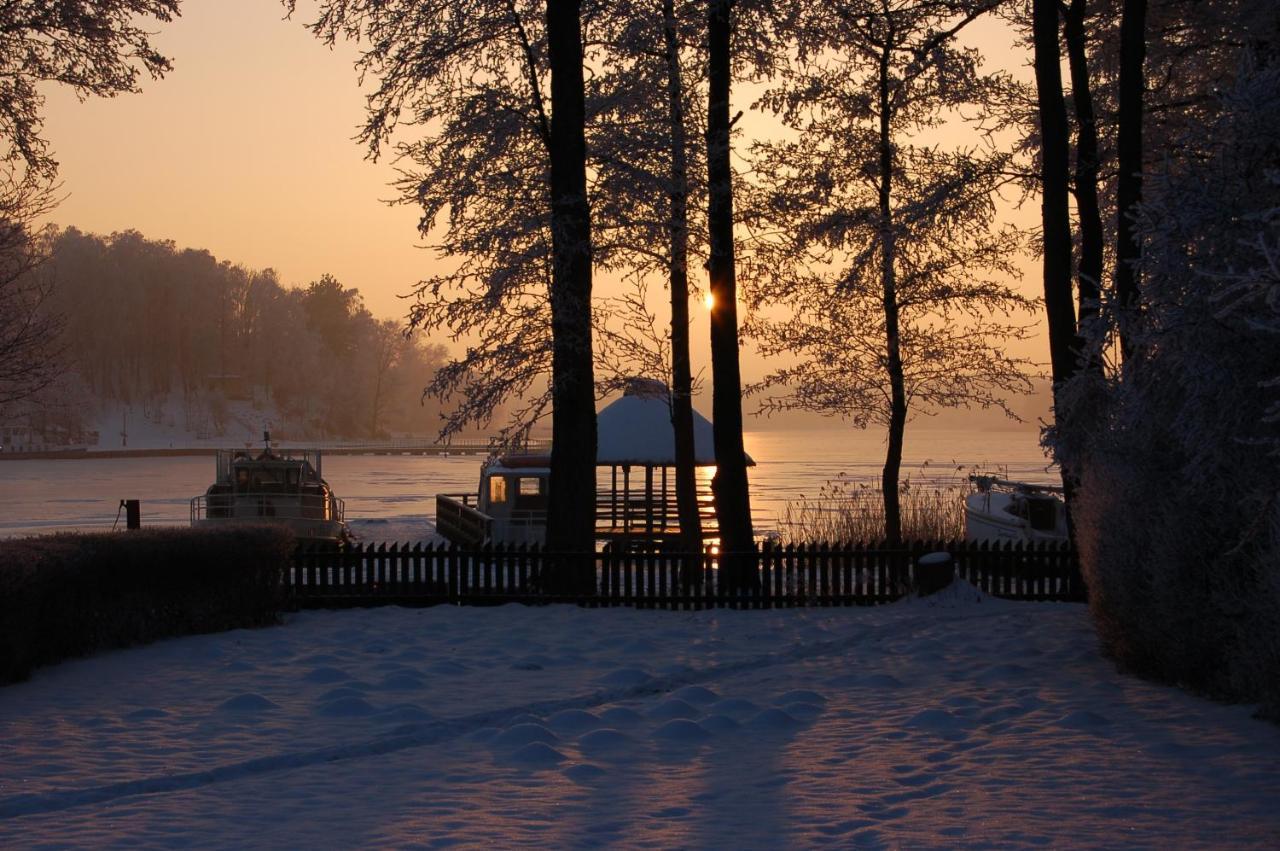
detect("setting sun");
top-left (703, 291), bottom-right (716, 310)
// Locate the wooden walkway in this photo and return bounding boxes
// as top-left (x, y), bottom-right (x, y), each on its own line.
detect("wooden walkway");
top-left (289, 540), bottom-right (1085, 610)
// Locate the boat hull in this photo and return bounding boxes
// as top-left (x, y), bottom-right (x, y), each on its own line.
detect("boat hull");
top-left (192, 516), bottom-right (348, 542)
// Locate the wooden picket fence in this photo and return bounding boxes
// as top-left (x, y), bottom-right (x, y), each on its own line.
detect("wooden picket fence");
top-left (289, 539), bottom-right (1085, 609)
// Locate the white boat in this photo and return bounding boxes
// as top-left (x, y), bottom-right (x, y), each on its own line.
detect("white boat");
top-left (190, 437), bottom-right (348, 542)
top-left (964, 475), bottom-right (1068, 544)
top-left (436, 453), bottom-right (549, 547)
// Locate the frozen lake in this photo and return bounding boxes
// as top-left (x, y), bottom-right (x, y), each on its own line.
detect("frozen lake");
top-left (0, 427), bottom-right (1053, 540)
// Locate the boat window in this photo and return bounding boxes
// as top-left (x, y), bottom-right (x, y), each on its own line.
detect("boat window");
top-left (514, 476), bottom-right (546, 510)
top-left (489, 475), bottom-right (508, 504)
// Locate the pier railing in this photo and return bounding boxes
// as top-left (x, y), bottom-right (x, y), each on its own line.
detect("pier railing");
top-left (289, 540), bottom-right (1085, 609)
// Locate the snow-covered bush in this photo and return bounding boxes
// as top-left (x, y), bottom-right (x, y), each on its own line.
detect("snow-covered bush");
top-left (1060, 58), bottom-right (1280, 718)
top-left (0, 526), bottom-right (294, 684)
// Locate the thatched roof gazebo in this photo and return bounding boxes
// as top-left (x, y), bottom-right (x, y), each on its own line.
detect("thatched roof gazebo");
top-left (594, 378), bottom-right (753, 543)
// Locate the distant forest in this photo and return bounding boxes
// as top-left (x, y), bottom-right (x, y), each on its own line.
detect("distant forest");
top-left (23, 228), bottom-right (450, 440)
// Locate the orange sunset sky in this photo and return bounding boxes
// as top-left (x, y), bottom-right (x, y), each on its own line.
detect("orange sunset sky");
top-left (36, 0), bottom-right (1048, 421)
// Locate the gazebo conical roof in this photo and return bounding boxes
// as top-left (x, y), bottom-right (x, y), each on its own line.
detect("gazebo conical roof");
top-left (595, 378), bottom-right (753, 467)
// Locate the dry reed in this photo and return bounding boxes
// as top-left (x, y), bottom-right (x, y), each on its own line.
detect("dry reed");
top-left (779, 478), bottom-right (968, 544)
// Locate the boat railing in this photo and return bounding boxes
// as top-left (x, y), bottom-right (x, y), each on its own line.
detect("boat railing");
top-left (191, 492), bottom-right (345, 523)
top-left (435, 493), bottom-right (491, 547)
top-left (969, 474), bottom-right (1064, 495)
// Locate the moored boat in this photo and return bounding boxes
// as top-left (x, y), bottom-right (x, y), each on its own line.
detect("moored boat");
top-left (190, 435), bottom-right (348, 542)
top-left (964, 475), bottom-right (1068, 544)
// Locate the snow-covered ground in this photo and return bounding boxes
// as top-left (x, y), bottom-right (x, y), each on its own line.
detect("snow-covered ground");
top-left (3, 588), bottom-right (1277, 848)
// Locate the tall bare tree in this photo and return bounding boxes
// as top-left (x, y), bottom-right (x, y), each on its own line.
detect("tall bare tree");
top-left (747, 0), bottom-right (1032, 544)
top-left (706, 0), bottom-right (755, 581)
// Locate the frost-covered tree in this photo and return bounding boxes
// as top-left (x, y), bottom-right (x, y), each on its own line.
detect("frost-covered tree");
top-left (0, 176), bottom-right (59, 406)
top-left (1060, 53), bottom-right (1280, 718)
top-left (292, 0), bottom-right (599, 553)
top-left (0, 0), bottom-right (180, 406)
top-left (746, 0), bottom-right (1032, 544)
top-left (590, 0), bottom-right (708, 555)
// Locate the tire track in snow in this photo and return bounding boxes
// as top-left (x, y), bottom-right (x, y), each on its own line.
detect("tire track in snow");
top-left (0, 599), bottom-right (1010, 820)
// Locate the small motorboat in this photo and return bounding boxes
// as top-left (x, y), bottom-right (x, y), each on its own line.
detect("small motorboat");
top-left (191, 433), bottom-right (348, 542)
top-left (964, 475), bottom-right (1067, 544)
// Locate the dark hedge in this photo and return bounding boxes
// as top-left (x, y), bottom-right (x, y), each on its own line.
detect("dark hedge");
top-left (0, 525), bottom-right (295, 684)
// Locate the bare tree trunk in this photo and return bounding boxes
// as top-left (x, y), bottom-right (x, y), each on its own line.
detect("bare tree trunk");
top-left (1032, 0), bottom-right (1081, 514)
top-left (1115, 0), bottom-right (1146, 363)
top-left (877, 43), bottom-right (907, 546)
top-left (706, 0), bottom-right (755, 587)
top-left (1063, 0), bottom-right (1104, 366)
top-left (663, 0), bottom-right (703, 568)
top-left (545, 0), bottom-right (598, 582)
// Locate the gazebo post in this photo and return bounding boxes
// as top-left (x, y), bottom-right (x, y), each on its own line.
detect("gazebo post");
top-left (645, 465), bottom-right (655, 537)
top-left (611, 464), bottom-right (618, 529)
top-left (623, 465), bottom-right (631, 534)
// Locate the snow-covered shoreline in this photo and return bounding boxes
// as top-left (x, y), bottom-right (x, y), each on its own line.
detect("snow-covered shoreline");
top-left (2, 589), bottom-right (1277, 848)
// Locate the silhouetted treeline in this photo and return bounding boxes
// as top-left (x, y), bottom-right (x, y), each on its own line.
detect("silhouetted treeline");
top-left (37, 228), bottom-right (447, 439)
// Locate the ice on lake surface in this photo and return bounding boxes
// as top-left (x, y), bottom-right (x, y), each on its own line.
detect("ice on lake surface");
top-left (2, 592), bottom-right (1278, 847)
top-left (0, 427), bottom-right (1055, 539)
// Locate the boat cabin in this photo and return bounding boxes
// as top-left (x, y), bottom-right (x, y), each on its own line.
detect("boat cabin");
top-left (191, 443), bottom-right (347, 541)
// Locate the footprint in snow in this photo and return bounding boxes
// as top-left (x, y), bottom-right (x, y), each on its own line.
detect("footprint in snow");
top-left (653, 719), bottom-right (712, 742)
top-left (710, 697), bottom-right (758, 716)
top-left (1055, 709), bottom-right (1112, 731)
top-left (905, 708), bottom-right (968, 738)
top-left (314, 696), bottom-right (377, 717)
top-left (303, 666), bottom-right (350, 684)
top-left (597, 667), bottom-right (651, 687)
top-left (124, 707), bottom-right (170, 721)
top-left (377, 672), bottom-right (425, 691)
top-left (217, 693), bottom-right (279, 713)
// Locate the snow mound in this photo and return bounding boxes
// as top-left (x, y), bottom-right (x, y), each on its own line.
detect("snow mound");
top-left (653, 719), bottom-right (712, 742)
top-left (577, 728), bottom-right (632, 754)
top-left (745, 708), bottom-right (802, 731)
top-left (494, 723), bottom-right (559, 747)
top-left (648, 699), bottom-right (701, 720)
top-left (671, 685), bottom-right (720, 705)
top-left (547, 709), bottom-right (601, 734)
top-left (700, 714), bottom-right (741, 734)
top-left (598, 707), bottom-right (643, 726)
top-left (506, 742), bottom-right (566, 765)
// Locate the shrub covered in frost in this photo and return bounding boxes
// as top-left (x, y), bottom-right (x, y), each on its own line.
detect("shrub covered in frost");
top-left (1058, 59), bottom-right (1280, 719)
top-left (0, 525), bottom-right (294, 684)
